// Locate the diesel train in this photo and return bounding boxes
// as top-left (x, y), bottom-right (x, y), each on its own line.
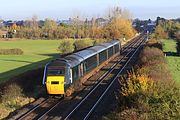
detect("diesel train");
top-left (42, 40), bottom-right (121, 95)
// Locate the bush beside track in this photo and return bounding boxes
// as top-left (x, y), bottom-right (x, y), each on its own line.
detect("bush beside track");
top-left (103, 38), bottom-right (180, 120)
top-left (0, 48), bottom-right (23, 55)
top-left (0, 68), bottom-right (43, 119)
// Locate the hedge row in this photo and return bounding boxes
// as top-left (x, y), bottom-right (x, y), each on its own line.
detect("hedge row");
top-left (103, 39), bottom-right (180, 120)
top-left (0, 48), bottom-right (23, 55)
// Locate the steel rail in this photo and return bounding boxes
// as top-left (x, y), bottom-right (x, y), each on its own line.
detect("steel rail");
top-left (37, 100), bottom-right (63, 120)
top-left (17, 98), bottom-right (49, 120)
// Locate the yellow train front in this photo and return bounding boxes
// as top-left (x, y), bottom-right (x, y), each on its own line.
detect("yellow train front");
top-left (42, 59), bottom-right (71, 96)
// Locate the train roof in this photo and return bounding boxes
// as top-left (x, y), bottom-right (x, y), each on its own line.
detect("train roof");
top-left (110, 40), bottom-right (120, 45)
top-left (66, 40), bottom-right (120, 67)
top-left (100, 40), bottom-right (120, 48)
top-left (88, 45), bottom-right (107, 53)
top-left (73, 49), bottom-right (97, 61)
top-left (48, 40), bottom-right (120, 68)
top-left (65, 54), bottom-right (83, 67)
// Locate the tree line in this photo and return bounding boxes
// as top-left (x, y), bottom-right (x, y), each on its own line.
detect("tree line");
top-left (5, 7), bottom-right (136, 40)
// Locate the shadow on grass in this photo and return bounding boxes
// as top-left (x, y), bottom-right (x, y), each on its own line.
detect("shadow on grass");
top-left (164, 51), bottom-right (178, 56)
top-left (0, 59), bottom-right (33, 63)
top-left (0, 53), bottom-right (60, 98)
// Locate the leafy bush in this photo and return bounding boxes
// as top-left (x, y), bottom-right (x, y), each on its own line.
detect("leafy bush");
top-left (139, 47), bottom-right (165, 66)
top-left (120, 72), bottom-right (153, 97)
top-left (140, 80), bottom-right (180, 120)
top-left (0, 48), bottom-right (23, 55)
top-left (1, 83), bottom-right (23, 103)
top-left (146, 38), bottom-right (162, 50)
top-left (139, 47), bottom-right (172, 81)
top-left (58, 40), bottom-right (74, 54)
top-left (0, 83), bottom-right (35, 119)
top-left (74, 39), bottom-right (94, 51)
top-left (119, 71), bottom-right (180, 120)
top-left (155, 25), bottom-right (169, 39)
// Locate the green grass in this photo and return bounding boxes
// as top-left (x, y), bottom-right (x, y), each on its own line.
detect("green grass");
top-left (162, 39), bottom-right (180, 83)
top-left (0, 39), bottom-right (65, 83)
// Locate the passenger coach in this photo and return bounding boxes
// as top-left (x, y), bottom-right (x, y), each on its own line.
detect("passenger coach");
top-left (43, 40), bottom-right (121, 95)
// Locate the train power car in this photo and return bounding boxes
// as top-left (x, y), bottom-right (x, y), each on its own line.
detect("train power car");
top-left (42, 40), bottom-right (121, 96)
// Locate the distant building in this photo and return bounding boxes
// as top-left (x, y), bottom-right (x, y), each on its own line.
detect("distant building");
top-left (57, 18), bottom-right (73, 25)
top-left (3, 20), bottom-right (14, 27)
top-left (16, 20), bottom-right (24, 26)
top-left (147, 20), bottom-right (156, 33)
top-left (0, 30), bottom-right (8, 38)
top-left (57, 17), bottom-right (109, 27)
top-left (0, 19), bottom-right (4, 28)
top-left (95, 18), bottom-right (109, 27)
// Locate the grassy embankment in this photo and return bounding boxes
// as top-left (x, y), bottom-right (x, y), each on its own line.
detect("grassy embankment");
top-left (0, 39), bottom-right (94, 83)
top-left (163, 39), bottom-right (180, 83)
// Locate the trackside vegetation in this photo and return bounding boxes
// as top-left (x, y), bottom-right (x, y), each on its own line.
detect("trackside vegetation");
top-left (103, 39), bottom-right (180, 120)
top-left (0, 48), bottom-right (23, 55)
top-left (0, 83), bottom-right (34, 119)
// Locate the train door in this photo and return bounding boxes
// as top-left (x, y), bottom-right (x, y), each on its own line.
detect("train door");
top-left (80, 63), bottom-right (84, 76)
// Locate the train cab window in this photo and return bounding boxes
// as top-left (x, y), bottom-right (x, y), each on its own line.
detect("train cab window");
top-left (47, 69), bottom-right (65, 76)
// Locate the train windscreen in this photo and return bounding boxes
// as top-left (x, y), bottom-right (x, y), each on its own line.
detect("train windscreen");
top-left (47, 68), bottom-right (65, 76)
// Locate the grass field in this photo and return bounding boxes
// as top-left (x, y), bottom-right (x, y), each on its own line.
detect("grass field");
top-left (0, 39), bottom-right (67, 83)
top-left (162, 39), bottom-right (180, 83)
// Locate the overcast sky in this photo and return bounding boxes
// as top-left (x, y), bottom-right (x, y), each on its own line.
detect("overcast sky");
top-left (0, 0), bottom-right (179, 20)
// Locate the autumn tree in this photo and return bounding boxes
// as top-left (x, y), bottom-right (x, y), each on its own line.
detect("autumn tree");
top-left (90, 17), bottom-right (101, 38)
top-left (84, 18), bottom-right (90, 38)
top-left (9, 23), bottom-right (18, 33)
top-left (58, 40), bottom-right (74, 54)
top-left (71, 16), bottom-right (83, 39)
top-left (104, 6), bottom-right (136, 40)
top-left (43, 18), bottom-right (57, 39)
top-left (155, 25), bottom-right (168, 39)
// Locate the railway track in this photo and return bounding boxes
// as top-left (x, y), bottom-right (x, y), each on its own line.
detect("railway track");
top-left (63, 35), bottom-right (146, 120)
top-left (16, 97), bottom-right (63, 120)
top-left (11, 34), bottom-right (145, 120)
